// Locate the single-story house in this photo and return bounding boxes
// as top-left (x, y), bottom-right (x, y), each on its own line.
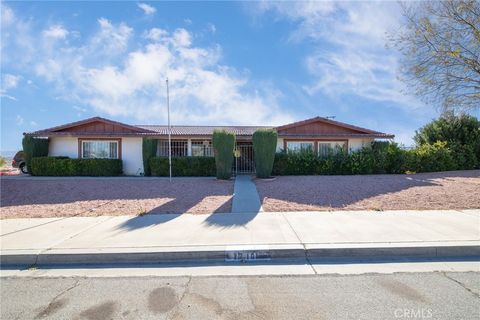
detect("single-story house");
top-left (25, 116), bottom-right (394, 175)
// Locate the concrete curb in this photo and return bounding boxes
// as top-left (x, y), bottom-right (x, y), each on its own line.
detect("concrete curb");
top-left (1, 242), bottom-right (479, 268)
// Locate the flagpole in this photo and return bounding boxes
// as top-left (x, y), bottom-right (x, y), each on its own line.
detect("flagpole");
top-left (166, 78), bottom-right (172, 182)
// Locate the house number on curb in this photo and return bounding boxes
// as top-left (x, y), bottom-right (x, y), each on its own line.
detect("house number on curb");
top-left (225, 251), bottom-right (271, 262)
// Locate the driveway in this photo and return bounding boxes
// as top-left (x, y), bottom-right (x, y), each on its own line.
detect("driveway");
top-left (255, 170), bottom-right (480, 212)
top-left (1, 177), bottom-right (233, 218)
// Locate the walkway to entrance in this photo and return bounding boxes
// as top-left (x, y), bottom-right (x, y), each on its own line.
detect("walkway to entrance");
top-left (231, 175), bottom-right (263, 213)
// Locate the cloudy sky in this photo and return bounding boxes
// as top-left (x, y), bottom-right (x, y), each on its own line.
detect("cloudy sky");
top-left (2, 1), bottom-right (470, 151)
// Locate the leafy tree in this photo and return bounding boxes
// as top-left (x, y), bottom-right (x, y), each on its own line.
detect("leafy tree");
top-left (390, 1), bottom-right (480, 112)
top-left (414, 113), bottom-right (480, 165)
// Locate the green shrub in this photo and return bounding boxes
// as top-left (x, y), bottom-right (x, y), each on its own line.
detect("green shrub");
top-left (252, 129), bottom-right (278, 178)
top-left (212, 130), bottom-right (235, 179)
top-left (405, 141), bottom-right (455, 173)
top-left (414, 113), bottom-right (480, 162)
top-left (449, 143), bottom-right (478, 170)
top-left (22, 136), bottom-right (49, 174)
top-left (149, 157), bottom-right (216, 176)
top-left (29, 157), bottom-right (122, 176)
top-left (0, 157), bottom-right (6, 167)
top-left (142, 138), bottom-right (157, 176)
top-left (385, 143), bottom-right (408, 174)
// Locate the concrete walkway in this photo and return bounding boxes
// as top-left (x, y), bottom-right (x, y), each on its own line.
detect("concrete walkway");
top-left (231, 175), bottom-right (263, 213)
top-left (1, 209), bottom-right (479, 267)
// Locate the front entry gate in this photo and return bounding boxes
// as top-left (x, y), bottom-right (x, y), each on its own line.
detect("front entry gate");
top-left (234, 142), bottom-right (255, 175)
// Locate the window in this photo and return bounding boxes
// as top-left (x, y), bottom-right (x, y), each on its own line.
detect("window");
top-left (158, 140), bottom-right (188, 157)
top-left (191, 140), bottom-right (213, 157)
top-left (318, 141), bottom-right (346, 157)
top-left (82, 140), bottom-right (118, 159)
top-left (286, 141), bottom-right (314, 153)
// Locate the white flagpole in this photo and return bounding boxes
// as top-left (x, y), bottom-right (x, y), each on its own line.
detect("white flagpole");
top-left (166, 78), bottom-right (172, 182)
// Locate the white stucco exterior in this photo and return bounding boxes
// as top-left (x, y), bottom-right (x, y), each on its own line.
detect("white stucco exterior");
top-left (276, 138), bottom-right (284, 152)
top-left (48, 136), bottom-right (144, 176)
top-left (121, 137), bottom-right (144, 175)
top-left (48, 137), bottom-right (78, 158)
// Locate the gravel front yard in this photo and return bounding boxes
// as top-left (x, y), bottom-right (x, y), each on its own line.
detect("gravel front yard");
top-left (1, 178), bottom-right (233, 219)
top-left (255, 170), bottom-right (480, 211)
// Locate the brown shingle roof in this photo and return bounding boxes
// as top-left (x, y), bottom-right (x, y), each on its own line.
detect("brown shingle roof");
top-left (25, 116), bottom-right (394, 139)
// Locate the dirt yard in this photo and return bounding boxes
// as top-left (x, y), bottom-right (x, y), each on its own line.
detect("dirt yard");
top-left (0, 178), bottom-right (233, 219)
top-left (255, 170), bottom-right (480, 211)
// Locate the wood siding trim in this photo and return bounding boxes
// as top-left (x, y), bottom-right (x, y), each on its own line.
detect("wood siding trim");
top-left (78, 138), bottom-right (122, 159)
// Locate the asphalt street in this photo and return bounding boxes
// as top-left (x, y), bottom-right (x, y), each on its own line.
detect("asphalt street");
top-left (1, 272), bottom-right (479, 320)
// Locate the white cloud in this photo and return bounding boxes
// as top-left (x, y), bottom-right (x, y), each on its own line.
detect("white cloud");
top-left (137, 3), bottom-right (156, 15)
top-left (30, 121), bottom-right (38, 126)
top-left (207, 23), bottom-right (216, 34)
top-left (16, 115), bottom-right (24, 126)
top-left (2, 74), bottom-right (20, 91)
top-left (1, 4), bottom-right (15, 25)
top-left (143, 28), bottom-right (168, 41)
top-left (1, 74), bottom-right (21, 100)
top-left (43, 25), bottom-right (69, 39)
top-left (3, 9), bottom-right (293, 126)
top-left (256, 1), bottom-right (424, 112)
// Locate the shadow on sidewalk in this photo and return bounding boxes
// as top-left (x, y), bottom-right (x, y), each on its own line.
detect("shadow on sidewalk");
top-left (117, 214), bottom-right (181, 231)
top-left (203, 212), bottom-right (260, 228)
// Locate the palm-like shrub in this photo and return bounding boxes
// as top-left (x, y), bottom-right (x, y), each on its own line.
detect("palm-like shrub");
top-left (212, 130), bottom-right (235, 179)
top-left (252, 129), bottom-right (278, 178)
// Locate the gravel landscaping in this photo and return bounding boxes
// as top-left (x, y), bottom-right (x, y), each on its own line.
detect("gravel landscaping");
top-left (255, 170), bottom-right (480, 211)
top-left (0, 178), bottom-right (233, 219)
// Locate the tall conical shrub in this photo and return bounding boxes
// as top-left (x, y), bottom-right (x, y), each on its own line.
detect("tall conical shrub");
top-left (22, 136), bottom-right (49, 175)
top-left (212, 130), bottom-right (235, 179)
top-left (252, 129), bottom-right (278, 178)
top-left (142, 138), bottom-right (157, 176)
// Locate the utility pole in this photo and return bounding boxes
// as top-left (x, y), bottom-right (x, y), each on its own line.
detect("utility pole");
top-left (166, 78), bottom-right (172, 182)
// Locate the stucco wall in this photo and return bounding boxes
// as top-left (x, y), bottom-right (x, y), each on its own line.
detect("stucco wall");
top-left (48, 137), bottom-right (78, 158)
top-left (276, 138), bottom-right (284, 152)
top-left (122, 137), bottom-right (144, 175)
top-left (348, 138), bottom-right (374, 152)
top-left (48, 136), bottom-right (144, 176)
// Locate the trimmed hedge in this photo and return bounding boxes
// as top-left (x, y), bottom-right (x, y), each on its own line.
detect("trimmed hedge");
top-left (142, 138), bottom-right (157, 176)
top-left (272, 140), bottom-right (473, 176)
top-left (30, 157), bottom-right (123, 176)
top-left (212, 130), bottom-right (235, 179)
top-left (252, 129), bottom-right (278, 178)
top-left (149, 156), bottom-right (215, 176)
top-left (22, 136), bottom-right (49, 174)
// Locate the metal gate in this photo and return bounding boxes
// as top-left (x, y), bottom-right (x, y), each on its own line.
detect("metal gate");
top-left (233, 143), bottom-right (255, 174)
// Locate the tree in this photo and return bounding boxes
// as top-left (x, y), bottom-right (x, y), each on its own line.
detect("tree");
top-left (414, 113), bottom-right (480, 168)
top-left (390, 1), bottom-right (480, 112)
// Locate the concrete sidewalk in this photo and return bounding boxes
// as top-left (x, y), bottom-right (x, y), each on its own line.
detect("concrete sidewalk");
top-left (1, 209), bottom-right (479, 267)
top-left (231, 175), bottom-right (263, 213)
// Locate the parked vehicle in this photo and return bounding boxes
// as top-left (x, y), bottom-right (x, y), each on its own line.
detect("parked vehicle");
top-left (12, 151), bottom-right (27, 174)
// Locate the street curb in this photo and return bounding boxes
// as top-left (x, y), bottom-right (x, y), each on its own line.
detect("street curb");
top-left (1, 243), bottom-right (479, 267)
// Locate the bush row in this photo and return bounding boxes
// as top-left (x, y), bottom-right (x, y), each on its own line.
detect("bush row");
top-left (273, 141), bottom-right (478, 176)
top-left (30, 157), bottom-right (123, 176)
top-left (149, 156), bottom-right (216, 176)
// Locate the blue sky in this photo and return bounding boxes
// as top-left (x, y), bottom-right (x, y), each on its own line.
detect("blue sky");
top-left (2, 1), bottom-right (476, 152)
